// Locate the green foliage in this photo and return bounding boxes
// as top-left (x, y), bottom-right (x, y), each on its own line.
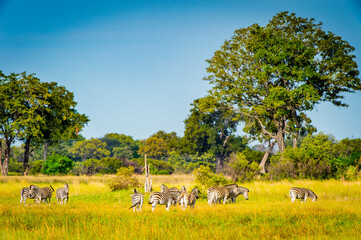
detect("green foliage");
top-left (41, 154), bottom-right (74, 175)
top-left (108, 166), bottom-right (141, 191)
top-left (150, 130), bottom-right (182, 152)
top-left (69, 138), bottom-right (110, 161)
top-left (138, 137), bottom-right (168, 159)
top-left (29, 160), bottom-right (43, 175)
top-left (203, 12), bottom-right (360, 152)
top-left (98, 157), bottom-right (124, 174)
top-left (167, 152), bottom-right (215, 174)
top-left (269, 133), bottom-right (335, 180)
top-left (101, 133), bottom-right (140, 158)
top-left (228, 152), bottom-right (259, 182)
top-left (193, 165), bottom-right (231, 192)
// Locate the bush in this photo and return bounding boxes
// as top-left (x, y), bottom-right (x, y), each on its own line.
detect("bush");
top-left (41, 154), bottom-right (74, 175)
top-left (193, 165), bottom-right (231, 193)
top-left (108, 166), bottom-right (141, 191)
top-left (227, 152), bottom-right (259, 182)
top-left (29, 160), bottom-right (43, 175)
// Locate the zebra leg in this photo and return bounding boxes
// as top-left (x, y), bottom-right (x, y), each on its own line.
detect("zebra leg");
top-left (152, 204), bottom-right (156, 212)
top-left (223, 196), bottom-right (227, 204)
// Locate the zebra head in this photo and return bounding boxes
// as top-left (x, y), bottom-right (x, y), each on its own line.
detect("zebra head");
top-left (191, 187), bottom-right (200, 199)
top-left (28, 185), bottom-right (38, 198)
top-left (181, 186), bottom-right (187, 193)
top-left (235, 187), bottom-right (249, 200)
top-left (160, 184), bottom-right (169, 193)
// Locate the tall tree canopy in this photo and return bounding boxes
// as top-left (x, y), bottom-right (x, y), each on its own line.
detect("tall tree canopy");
top-left (0, 71), bottom-right (89, 176)
top-left (183, 96), bottom-right (246, 172)
top-left (204, 12), bottom-right (360, 155)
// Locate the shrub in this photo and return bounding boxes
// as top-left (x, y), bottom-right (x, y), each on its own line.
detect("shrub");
top-left (193, 165), bottom-right (231, 193)
top-left (41, 154), bottom-right (74, 175)
top-left (108, 166), bottom-right (141, 191)
top-left (29, 160), bottom-right (43, 175)
top-left (227, 152), bottom-right (259, 182)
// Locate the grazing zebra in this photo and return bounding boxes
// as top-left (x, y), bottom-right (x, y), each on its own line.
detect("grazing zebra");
top-left (207, 186), bottom-right (229, 205)
top-left (20, 185), bottom-right (40, 204)
top-left (178, 187), bottom-right (199, 210)
top-left (56, 184), bottom-right (69, 205)
top-left (225, 184), bottom-right (249, 203)
top-left (130, 189), bottom-right (144, 212)
top-left (33, 185), bottom-right (54, 204)
top-left (287, 187), bottom-right (318, 203)
top-left (148, 184), bottom-right (172, 211)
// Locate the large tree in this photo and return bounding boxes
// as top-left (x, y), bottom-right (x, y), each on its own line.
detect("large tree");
top-left (204, 12), bottom-right (360, 157)
top-left (0, 71), bottom-right (89, 175)
top-left (183, 96), bottom-right (245, 172)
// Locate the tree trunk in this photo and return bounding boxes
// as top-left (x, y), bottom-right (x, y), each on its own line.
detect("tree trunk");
top-left (23, 137), bottom-right (32, 176)
top-left (0, 140), bottom-right (11, 176)
top-left (292, 131), bottom-right (299, 148)
top-left (144, 154), bottom-right (152, 193)
top-left (215, 153), bottom-right (224, 173)
top-left (43, 139), bottom-right (49, 161)
top-left (259, 141), bottom-right (275, 174)
top-left (276, 129), bottom-right (285, 153)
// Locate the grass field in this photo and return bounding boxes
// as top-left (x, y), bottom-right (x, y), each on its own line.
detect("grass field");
top-left (1, 175), bottom-right (360, 240)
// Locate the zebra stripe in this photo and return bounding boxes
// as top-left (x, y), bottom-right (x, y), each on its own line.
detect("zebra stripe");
top-left (178, 187), bottom-right (199, 210)
top-left (130, 189), bottom-right (144, 212)
top-left (169, 187), bottom-right (181, 206)
top-left (288, 187), bottom-right (317, 203)
top-left (207, 186), bottom-right (230, 205)
top-left (56, 184), bottom-right (69, 205)
top-left (20, 185), bottom-right (39, 204)
top-left (33, 185), bottom-right (54, 204)
top-left (148, 184), bottom-right (172, 211)
top-left (225, 184), bottom-right (249, 203)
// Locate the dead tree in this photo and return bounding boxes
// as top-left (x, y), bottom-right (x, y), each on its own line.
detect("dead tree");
top-left (144, 154), bottom-right (152, 193)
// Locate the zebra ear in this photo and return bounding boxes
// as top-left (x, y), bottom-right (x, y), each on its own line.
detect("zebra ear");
top-left (133, 189), bottom-right (137, 193)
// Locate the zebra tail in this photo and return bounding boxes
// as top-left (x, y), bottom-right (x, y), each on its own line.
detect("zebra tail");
top-left (50, 185), bottom-right (55, 192)
top-left (129, 202), bottom-right (138, 209)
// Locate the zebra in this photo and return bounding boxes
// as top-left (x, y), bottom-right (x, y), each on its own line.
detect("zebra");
top-left (129, 189), bottom-right (144, 212)
top-left (225, 184), bottom-right (249, 203)
top-left (181, 186), bottom-right (187, 193)
top-left (20, 185), bottom-right (40, 204)
top-left (148, 184), bottom-right (172, 211)
top-left (287, 187), bottom-right (318, 203)
top-left (33, 185), bottom-right (54, 204)
top-left (178, 187), bottom-right (199, 210)
top-left (207, 186), bottom-right (229, 205)
top-left (56, 184), bottom-right (69, 205)
top-left (162, 185), bottom-right (181, 206)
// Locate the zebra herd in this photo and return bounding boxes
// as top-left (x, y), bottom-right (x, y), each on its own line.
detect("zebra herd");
top-left (130, 184), bottom-right (317, 212)
top-left (20, 184), bottom-right (69, 205)
top-left (20, 183), bottom-right (318, 210)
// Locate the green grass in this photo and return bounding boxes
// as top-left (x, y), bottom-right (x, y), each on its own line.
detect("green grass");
top-left (1, 176), bottom-right (360, 239)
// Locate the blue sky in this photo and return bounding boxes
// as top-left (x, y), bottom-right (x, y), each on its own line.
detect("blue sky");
top-left (1, 0), bottom-right (361, 141)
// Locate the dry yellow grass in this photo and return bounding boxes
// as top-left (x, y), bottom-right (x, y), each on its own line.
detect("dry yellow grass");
top-left (1, 175), bottom-right (360, 239)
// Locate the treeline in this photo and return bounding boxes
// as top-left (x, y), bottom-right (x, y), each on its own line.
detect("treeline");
top-left (5, 130), bottom-right (361, 181)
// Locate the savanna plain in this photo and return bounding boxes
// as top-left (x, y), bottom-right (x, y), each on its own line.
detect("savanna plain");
top-left (1, 175), bottom-right (360, 240)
